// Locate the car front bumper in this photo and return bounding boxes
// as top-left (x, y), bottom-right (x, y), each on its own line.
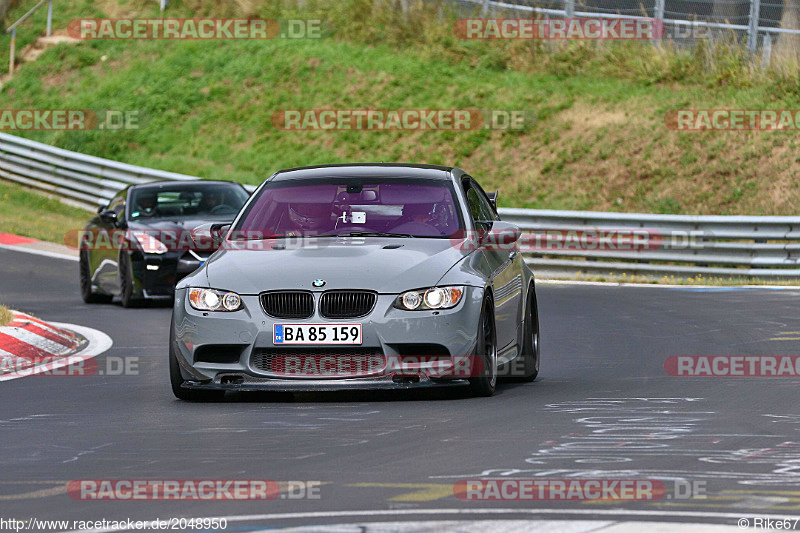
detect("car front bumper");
top-left (132, 251), bottom-right (209, 298)
top-left (170, 286), bottom-right (485, 391)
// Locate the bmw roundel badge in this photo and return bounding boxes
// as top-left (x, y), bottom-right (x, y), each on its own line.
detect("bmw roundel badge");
top-left (312, 279), bottom-right (326, 288)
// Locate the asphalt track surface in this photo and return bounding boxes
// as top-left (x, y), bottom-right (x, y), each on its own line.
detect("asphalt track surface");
top-left (2, 246), bottom-right (800, 531)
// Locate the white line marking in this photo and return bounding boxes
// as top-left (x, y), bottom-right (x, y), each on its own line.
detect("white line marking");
top-left (0, 322), bottom-right (112, 382)
top-left (0, 243), bottom-right (78, 262)
top-left (61, 508), bottom-right (800, 533)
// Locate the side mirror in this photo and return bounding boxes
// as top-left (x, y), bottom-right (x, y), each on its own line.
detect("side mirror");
top-left (479, 220), bottom-right (520, 249)
top-left (211, 223), bottom-right (231, 238)
top-left (191, 223), bottom-right (230, 250)
top-left (487, 190), bottom-right (499, 210)
top-left (96, 205), bottom-right (106, 214)
top-left (99, 210), bottom-right (118, 225)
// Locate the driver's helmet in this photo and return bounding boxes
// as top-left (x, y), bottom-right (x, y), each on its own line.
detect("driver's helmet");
top-left (137, 192), bottom-right (158, 216)
top-left (288, 202), bottom-right (330, 230)
top-left (403, 203), bottom-right (432, 222)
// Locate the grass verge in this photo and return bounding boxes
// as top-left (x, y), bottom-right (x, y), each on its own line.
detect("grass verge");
top-left (0, 181), bottom-right (90, 243)
top-left (0, 305), bottom-right (12, 326)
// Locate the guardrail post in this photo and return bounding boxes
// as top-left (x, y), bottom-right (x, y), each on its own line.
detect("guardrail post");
top-left (482, 0), bottom-right (490, 16)
top-left (565, 0), bottom-right (575, 18)
top-left (160, 0), bottom-right (168, 12)
top-left (761, 33), bottom-right (772, 68)
top-left (747, 0), bottom-right (760, 52)
top-left (8, 28), bottom-right (15, 79)
top-left (654, 0), bottom-right (665, 46)
top-left (654, 0), bottom-right (665, 20)
top-left (46, 0), bottom-right (53, 36)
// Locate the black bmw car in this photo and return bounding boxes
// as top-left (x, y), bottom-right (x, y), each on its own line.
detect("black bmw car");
top-left (79, 180), bottom-right (250, 307)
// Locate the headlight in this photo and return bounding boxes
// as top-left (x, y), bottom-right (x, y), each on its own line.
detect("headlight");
top-left (188, 288), bottom-right (243, 312)
top-left (394, 286), bottom-right (464, 311)
top-left (130, 230), bottom-right (167, 254)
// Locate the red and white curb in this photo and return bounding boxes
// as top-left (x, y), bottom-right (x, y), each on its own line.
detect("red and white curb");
top-left (0, 232), bottom-right (78, 262)
top-left (0, 311), bottom-right (112, 380)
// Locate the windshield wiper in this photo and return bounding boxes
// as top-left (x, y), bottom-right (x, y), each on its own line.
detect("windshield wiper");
top-left (316, 231), bottom-right (415, 238)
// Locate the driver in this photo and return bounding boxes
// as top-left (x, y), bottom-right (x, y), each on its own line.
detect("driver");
top-left (200, 191), bottom-right (221, 212)
top-left (403, 203), bottom-right (435, 225)
top-left (287, 202), bottom-right (331, 233)
top-left (136, 192), bottom-right (159, 217)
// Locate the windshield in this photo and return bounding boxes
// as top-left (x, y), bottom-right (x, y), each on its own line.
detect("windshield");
top-left (129, 183), bottom-right (248, 221)
top-left (234, 178), bottom-right (463, 238)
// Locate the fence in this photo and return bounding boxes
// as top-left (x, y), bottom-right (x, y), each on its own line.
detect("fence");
top-left (456, 0), bottom-right (799, 67)
top-left (1, 132), bottom-right (799, 280)
top-left (5, 0), bottom-right (53, 79)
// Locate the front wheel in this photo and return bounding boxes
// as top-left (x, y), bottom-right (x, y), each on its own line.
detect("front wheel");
top-left (80, 251), bottom-right (112, 304)
top-left (519, 285), bottom-right (540, 382)
top-left (469, 295), bottom-right (498, 397)
top-left (119, 252), bottom-right (142, 308)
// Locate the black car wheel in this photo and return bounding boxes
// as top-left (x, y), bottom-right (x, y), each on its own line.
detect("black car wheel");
top-left (519, 284), bottom-right (540, 382)
top-left (79, 251), bottom-right (112, 304)
top-left (169, 341), bottom-right (225, 402)
top-left (469, 294), bottom-right (498, 397)
top-left (119, 252), bottom-right (143, 308)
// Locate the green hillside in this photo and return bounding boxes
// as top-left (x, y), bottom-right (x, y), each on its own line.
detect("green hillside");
top-left (0, 0), bottom-right (799, 215)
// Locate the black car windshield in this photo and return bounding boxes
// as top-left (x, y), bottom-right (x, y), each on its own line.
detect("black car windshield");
top-left (234, 178), bottom-right (464, 239)
top-left (128, 183), bottom-right (249, 221)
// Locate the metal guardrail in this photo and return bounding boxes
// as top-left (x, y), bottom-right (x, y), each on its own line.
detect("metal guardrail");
top-left (0, 132), bottom-right (197, 209)
top-left (500, 208), bottom-right (800, 278)
top-left (1, 132), bottom-right (799, 279)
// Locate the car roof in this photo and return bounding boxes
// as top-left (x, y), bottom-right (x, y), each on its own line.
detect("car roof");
top-left (270, 163), bottom-right (457, 182)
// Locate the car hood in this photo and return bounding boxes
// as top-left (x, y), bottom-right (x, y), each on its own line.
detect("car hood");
top-left (126, 216), bottom-right (234, 232)
top-left (204, 237), bottom-right (470, 294)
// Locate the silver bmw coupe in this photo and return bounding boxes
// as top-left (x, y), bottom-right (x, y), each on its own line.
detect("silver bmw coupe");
top-left (169, 164), bottom-right (540, 400)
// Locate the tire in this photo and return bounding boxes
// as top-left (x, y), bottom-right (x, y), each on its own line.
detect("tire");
top-left (79, 251), bottom-right (112, 304)
top-left (119, 252), bottom-right (142, 308)
top-left (469, 294), bottom-right (498, 397)
top-left (169, 341), bottom-right (225, 402)
top-left (519, 285), bottom-right (540, 382)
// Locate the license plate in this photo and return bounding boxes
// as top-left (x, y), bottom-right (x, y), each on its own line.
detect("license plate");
top-left (273, 324), bottom-right (362, 345)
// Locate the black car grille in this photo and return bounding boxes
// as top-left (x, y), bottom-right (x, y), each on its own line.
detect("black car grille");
top-left (260, 291), bottom-right (314, 319)
top-left (319, 291), bottom-right (377, 319)
top-left (251, 348), bottom-right (385, 377)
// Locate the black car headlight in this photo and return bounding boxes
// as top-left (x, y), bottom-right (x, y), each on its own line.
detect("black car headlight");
top-left (130, 230), bottom-right (167, 254)
top-left (188, 288), bottom-right (242, 312)
top-left (394, 286), bottom-right (464, 311)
